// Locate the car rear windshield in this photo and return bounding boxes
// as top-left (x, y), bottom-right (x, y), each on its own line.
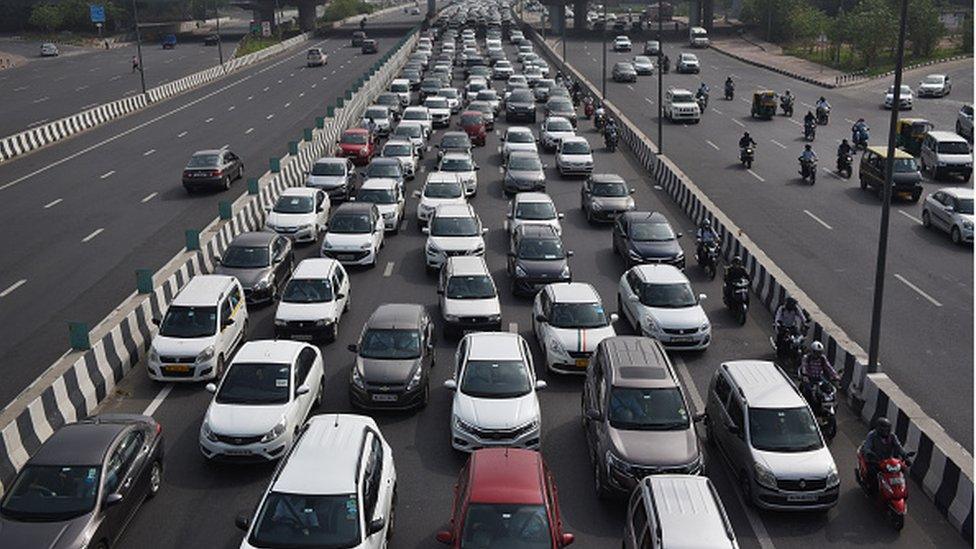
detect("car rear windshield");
top-left (561, 141), bottom-right (590, 154)
top-left (748, 407), bottom-right (823, 452)
top-left (461, 503), bottom-right (551, 548)
top-left (187, 154), bottom-right (220, 167)
top-left (938, 142), bottom-right (970, 154)
top-left (1, 465), bottom-right (99, 521)
top-left (274, 195), bottom-right (314, 214)
top-left (357, 188), bottom-right (397, 204)
top-left (639, 282), bottom-right (697, 308)
top-left (312, 162), bottom-right (345, 176)
top-left (365, 107), bottom-right (387, 119)
top-left (508, 155), bottom-right (542, 171)
top-left (425, 183), bottom-right (463, 198)
top-left (329, 214), bottom-right (372, 234)
top-left (160, 305), bottom-right (217, 338)
top-left (442, 134), bottom-right (471, 148)
top-left (217, 362), bottom-right (291, 405)
top-left (431, 216), bottom-right (479, 236)
top-left (509, 90), bottom-right (534, 103)
top-left (249, 492), bottom-right (360, 549)
top-left (223, 245), bottom-right (271, 268)
top-left (359, 328), bottom-right (421, 359)
top-left (591, 181), bottom-right (628, 196)
top-left (516, 202), bottom-right (556, 220)
top-left (367, 163), bottom-right (400, 178)
top-left (384, 143), bottom-right (412, 156)
top-left (546, 118), bottom-right (573, 132)
top-left (282, 278), bottom-right (333, 304)
top-left (549, 302), bottom-right (608, 329)
top-left (340, 133), bottom-right (367, 145)
top-left (609, 387), bottom-right (690, 430)
top-left (507, 130), bottom-right (534, 143)
top-left (460, 360), bottom-right (532, 398)
top-left (446, 275), bottom-right (496, 299)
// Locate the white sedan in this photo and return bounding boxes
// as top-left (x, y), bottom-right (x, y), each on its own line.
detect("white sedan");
top-left (533, 283), bottom-right (617, 374)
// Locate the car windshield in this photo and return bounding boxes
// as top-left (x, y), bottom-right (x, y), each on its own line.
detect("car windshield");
top-left (508, 155), bottom-right (542, 171)
top-left (404, 110), bottom-right (427, 120)
top-left (561, 141), bottom-right (590, 154)
top-left (517, 238), bottom-right (564, 260)
top-left (159, 305), bottom-right (217, 338)
top-left (923, 76), bottom-right (944, 84)
top-left (956, 198), bottom-right (975, 215)
top-left (549, 302), bottom-right (608, 329)
top-left (460, 360), bottom-right (532, 398)
top-left (0, 465), bottom-right (100, 521)
top-left (281, 278), bottom-right (333, 303)
top-left (222, 245), bottom-right (270, 268)
top-left (938, 142), bottom-right (970, 155)
top-left (630, 222), bottom-right (674, 241)
top-left (545, 118), bottom-right (573, 132)
top-left (516, 202), bottom-right (557, 220)
top-left (359, 328), bottom-right (421, 359)
top-left (609, 387), bottom-right (690, 430)
top-left (446, 275), bottom-right (496, 299)
top-left (340, 133), bottom-right (367, 145)
top-left (311, 162), bottom-right (345, 176)
top-left (274, 195), bottom-right (315, 214)
top-left (365, 107), bottom-right (387, 119)
top-left (426, 98), bottom-right (449, 109)
top-left (394, 125), bottom-right (421, 138)
top-left (892, 158), bottom-right (918, 173)
top-left (217, 362), bottom-right (291, 405)
top-left (357, 188), bottom-right (397, 204)
top-left (680, 54), bottom-right (695, 61)
top-left (442, 135), bottom-right (471, 149)
top-left (431, 216), bottom-right (479, 236)
top-left (329, 214), bottom-right (372, 234)
top-left (507, 130), bottom-right (534, 143)
top-left (383, 143), bottom-right (412, 156)
top-left (640, 282), bottom-right (697, 308)
top-left (591, 181), bottom-right (628, 196)
top-left (440, 157), bottom-right (474, 171)
top-left (634, 56), bottom-right (651, 64)
top-left (749, 407), bottom-right (823, 452)
top-left (460, 503), bottom-right (551, 549)
top-left (424, 183), bottom-right (464, 198)
top-left (249, 493), bottom-right (360, 549)
top-left (187, 154), bottom-right (220, 167)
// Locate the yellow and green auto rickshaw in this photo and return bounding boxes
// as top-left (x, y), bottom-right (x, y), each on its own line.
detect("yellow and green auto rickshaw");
top-left (750, 90), bottom-right (777, 119)
top-left (895, 118), bottom-right (934, 156)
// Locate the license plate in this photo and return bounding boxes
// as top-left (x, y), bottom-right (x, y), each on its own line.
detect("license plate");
top-left (163, 365), bottom-right (190, 373)
top-left (337, 254), bottom-right (354, 261)
top-left (672, 336), bottom-right (694, 343)
top-left (224, 449), bottom-right (252, 456)
top-left (372, 394), bottom-right (398, 402)
top-left (575, 358), bottom-right (589, 368)
top-left (787, 493), bottom-right (817, 502)
top-left (293, 334), bottom-right (314, 341)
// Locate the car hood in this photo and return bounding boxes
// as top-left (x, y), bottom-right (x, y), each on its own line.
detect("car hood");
top-left (324, 232), bottom-right (372, 249)
top-left (420, 197), bottom-right (465, 209)
top-left (428, 235), bottom-right (484, 251)
top-left (506, 169), bottom-right (545, 181)
top-left (0, 516), bottom-right (88, 549)
top-left (544, 130), bottom-right (575, 141)
top-left (207, 402), bottom-right (287, 436)
top-left (443, 297), bottom-right (501, 316)
top-left (266, 211), bottom-right (316, 229)
top-left (516, 257), bottom-right (568, 277)
top-left (275, 300), bottom-right (340, 322)
top-left (610, 425), bottom-right (698, 466)
top-left (358, 357), bottom-right (419, 384)
top-left (441, 169), bottom-right (476, 181)
top-left (508, 100), bottom-right (534, 109)
top-left (591, 196), bottom-right (634, 210)
top-left (629, 239), bottom-right (681, 259)
top-left (548, 324), bottom-right (615, 352)
top-left (215, 265), bottom-right (272, 289)
top-left (645, 305), bottom-right (707, 330)
top-left (306, 174), bottom-right (346, 189)
top-left (454, 392), bottom-right (539, 429)
top-left (753, 446), bottom-right (836, 479)
top-left (152, 334), bottom-right (215, 357)
top-left (557, 153), bottom-right (593, 163)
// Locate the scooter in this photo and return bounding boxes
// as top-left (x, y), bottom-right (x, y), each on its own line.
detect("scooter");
top-left (804, 121), bottom-right (817, 141)
top-left (740, 146), bottom-right (755, 169)
top-left (799, 158), bottom-right (817, 184)
top-left (799, 373), bottom-right (838, 440)
top-left (837, 153), bottom-right (853, 178)
top-left (781, 96), bottom-right (794, 117)
top-left (856, 449), bottom-right (916, 531)
top-left (696, 91), bottom-right (709, 111)
top-left (696, 241), bottom-right (718, 280)
top-left (724, 278), bottom-right (750, 326)
top-left (770, 324), bottom-right (806, 369)
top-left (816, 105), bottom-right (830, 125)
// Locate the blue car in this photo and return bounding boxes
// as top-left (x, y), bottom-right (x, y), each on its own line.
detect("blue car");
top-left (162, 34), bottom-right (177, 49)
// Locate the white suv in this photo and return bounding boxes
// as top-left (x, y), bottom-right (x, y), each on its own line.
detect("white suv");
top-left (502, 126), bottom-right (538, 159)
top-left (540, 116), bottom-right (576, 151)
top-left (414, 173), bottom-right (467, 224)
top-left (665, 88), bottom-right (701, 123)
top-left (532, 283), bottom-right (617, 374)
top-left (617, 264), bottom-right (711, 350)
top-left (444, 332), bottom-right (546, 452)
top-left (556, 136), bottom-right (594, 176)
top-left (506, 192), bottom-right (564, 236)
top-left (274, 258), bottom-right (350, 342)
top-left (236, 414), bottom-right (397, 547)
top-left (438, 256), bottom-right (502, 337)
top-left (200, 340), bottom-right (323, 462)
top-left (423, 203), bottom-right (487, 271)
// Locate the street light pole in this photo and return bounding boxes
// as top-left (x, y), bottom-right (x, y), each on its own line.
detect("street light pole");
top-left (866, 0), bottom-right (909, 374)
top-left (601, 1), bottom-right (606, 99)
top-left (656, 7), bottom-right (662, 152)
top-left (215, 0), bottom-right (224, 65)
top-left (131, 0), bottom-right (146, 95)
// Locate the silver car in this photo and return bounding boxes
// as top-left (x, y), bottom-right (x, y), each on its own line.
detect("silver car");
top-left (580, 173), bottom-right (636, 223)
top-left (306, 157), bottom-right (355, 201)
top-left (922, 187), bottom-right (974, 244)
top-left (503, 151), bottom-right (547, 195)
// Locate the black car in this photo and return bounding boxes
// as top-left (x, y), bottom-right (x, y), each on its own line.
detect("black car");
top-left (612, 211), bottom-right (685, 269)
top-left (181, 149), bottom-right (244, 193)
top-left (374, 92), bottom-right (403, 119)
top-left (545, 97), bottom-right (578, 128)
top-left (204, 34), bottom-right (220, 46)
top-left (437, 131), bottom-right (473, 159)
top-left (348, 304), bottom-right (435, 409)
top-left (0, 415), bottom-right (164, 549)
top-left (507, 225), bottom-right (573, 295)
top-left (361, 39), bottom-right (378, 54)
top-left (506, 89), bottom-right (537, 123)
top-left (351, 30), bottom-right (366, 47)
top-left (420, 79), bottom-right (444, 101)
top-left (215, 231), bottom-right (294, 304)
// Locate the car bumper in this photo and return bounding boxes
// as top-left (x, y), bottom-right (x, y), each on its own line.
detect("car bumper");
top-left (269, 226), bottom-right (317, 243)
top-left (558, 163), bottom-right (594, 175)
top-left (350, 383), bottom-right (426, 410)
top-left (506, 110), bottom-right (536, 121)
top-left (669, 111), bottom-right (700, 121)
top-left (678, 65), bottom-right (700, 73)
top-left (956, 224), bottom-right (974, 242)
top-left (148, 357), bottom-right (218, 382)
top-left (444, 317), bottom-right (502, 334)
top-left (606, 460), bottom-right (704, 493)
top-left (199, 432), bottom-right (293, 462)
top-left (309, 184), bottom-right (350, 201)
top-left (451, 425), bottom-right (541, 452)
top-left (884, 99), bottom-right (913, 109)
top-left (648, 330), bottom-right (711, 350)
top-left (274, 320), bottom-right (335, 341)
top-left (587, 207), bottom-right (630, 222)
top-left (546, 351), bottom-right (592, 374)
top-left (182, 176), bottom-right (223, 189)
top-left (614, 74), bottom-right (637, 82)
top-left (917, 89), bottom-right (944, 97)
top-left (752, 482), bottom-right (840, 511)
top-left (244, 285), bottom-right (275, 305)
top-left (322, 248), bottom-right (376, 265)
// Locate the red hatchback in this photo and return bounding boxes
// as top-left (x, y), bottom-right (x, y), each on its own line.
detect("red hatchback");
top-left (336, 127), bottom-right (374, 165)
top-left (436, 448), bottom-right (575, 548)
top-left (459, 110), bottom-right (487, 146)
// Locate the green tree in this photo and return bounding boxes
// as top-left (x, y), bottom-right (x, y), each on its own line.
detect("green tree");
top-left (962, 12), bottom-right (974, 53)
top-left (787, 3), bottom-right (829, 51)
top-left (845, 0), bottom-right (896, 67)
top-left (906, 0), bottom-right (945, 58)
top-left (740, 0), bottom-right (795, 42)
top-left (28, 3), bottom-right (63, 32)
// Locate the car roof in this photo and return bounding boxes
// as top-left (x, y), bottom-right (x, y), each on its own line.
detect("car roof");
top-left (446, 255), bottom-right (490, 276)
top-left (333, 202), bottom-right (375, 215)
top-left (292, 258), bottom-right (339, 279)
top-left (623, 211), bottom-right (668, 224)
top-left (549, 282), bottom-right (599, 304)
top-left (560, 135), bottom-right (588, 144)
top-left (230, 231), bottom-right (276, 247)
top-left (30, 421), bottom-right (127, 466)
top-left (646, 475), bottom-right (734, 548)
top-left (545, 116), bottom-right (572, 126)
top-left (601, 336), bottom-right (676, 389)
top-left (721, 360), bottom-right (805, 409)
top-left (280, 187), bottom-right (318, 198)
top-left (274, 414), bottom-right (377, 494)
top-left (360, 178), bottom-right (398, 190)
top-left (234, 340), bottom-right (305, 364)
top-left (172, 275), bottom-right (237, 306)
top-left (467, 448), bottom-right (546, 505)
top-left (515, 192), bottom-right (553, 203)
top-left (434, 203), bottom-right (475, 217)
top-left (466, 332), bottom-right (524, 360)
top-left (192, 149), bottom-right (225, 156)
top-left (866, 145), bottom-right (913, 159)
top-left (366, 303), bottom-right (425, 329)
top-left (942, 187), bottom-right (974, 199)
top-left (927, 130), bottom-right (968, 142)
top-left (633, 264), bottom-right (688, 284)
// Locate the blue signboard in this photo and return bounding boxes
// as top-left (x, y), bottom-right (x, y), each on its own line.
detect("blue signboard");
top-left (90, 4), bottom-right (106, 24)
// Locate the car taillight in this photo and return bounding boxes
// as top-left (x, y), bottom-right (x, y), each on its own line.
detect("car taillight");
top-left (212, 170), bottom-right (222, 177)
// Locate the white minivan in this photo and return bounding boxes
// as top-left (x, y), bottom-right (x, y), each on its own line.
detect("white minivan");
top-left (919, 130), bottom-right (972, 182)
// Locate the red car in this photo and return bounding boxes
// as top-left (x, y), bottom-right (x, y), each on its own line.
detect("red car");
top-left (459, 110), bottom-right (487, 146)
top-left (436, 448), bottom-right (575, 548)
top-left (336, 127), bottom-right (374, 165)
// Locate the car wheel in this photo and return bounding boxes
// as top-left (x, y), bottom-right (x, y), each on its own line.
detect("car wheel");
top-left (315, 377), bottom-right (325, 407)
top-left (221, 175), bottom-right (231, 191)
top-left (921, 209), bottom-right (932, 228)
top-left (952, 226), bottom-right (963, 245)
top-left (147, 460), bottom-right (163, 498)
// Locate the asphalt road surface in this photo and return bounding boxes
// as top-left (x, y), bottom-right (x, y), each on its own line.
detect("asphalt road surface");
top-left (558, 36), bottom-right (974, 449)
top-left (84, 38), bottom-right (970, 549)
top-left (0, 7), bottom-right (429, 411)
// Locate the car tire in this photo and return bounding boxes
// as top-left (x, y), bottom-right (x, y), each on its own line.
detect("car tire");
top-left (221, 175), bottom-right (231, 191)
top-left (952, 226), bottom-right (963, 245)
top-left (147, 460), bottom-right (163, 499)
top-left (921, 209), bottom-right (932, 228)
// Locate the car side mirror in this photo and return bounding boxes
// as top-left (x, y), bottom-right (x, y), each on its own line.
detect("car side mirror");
top-left (152, 318), bottom-right (161, 326)
top-left (630, 188), bottom-right (636, 194)
top-left (628, 294), bottom-right (640, 303)
top-left (535, 380), bottom-right (548, 391)
top-left (676, 232), bottom-right (683, 238)
top-left (422, 227), bottom-right (430, 234)
top-left (443, 379), bottom-right (458, 390)
top-left (235, 513), bottom-right (251, 532)
top-left (535, 314), bottom-right (547, 323)
top-left (561, 533), bottom-right (576, 546)
top-left (412, 189), bottom-right (422, 198)
top-left (273, 255), bottom-right (284, 264)
top-left (557, 213), bottom-right (565, 219)
top-left (347, 344), bottom-right (358, 353)
top-left (728, 424), bottom-right (741, 435)
top-left (437, 288), bottom-right (444, 295)
top-left (481, 227), bottom-right (489, 234)
top-left (584, 408), bottom-right (603, 421)
top-left (296, 385), bottom-right (311, 396)
top-left (698, 293), bottom-right (707, 302)
top-left (945, 205), bottom-right (954, 212)
top-left (609, 312), bottom-right (619, 322)
top-left (317, 206), bottom-right (325, 213)
top-left (222, 317), bottom-right (234, 328)
top-left (205, 383), bottom-right (217, 394)
top-left (104, 493), bottom-right (124, 508)
top-left (474, 165), bottom-right (481, 170)
top-left (368, 517), bottom-right (386, 535)
top-left (565, 250), bottom-right (575, 257)
top-left (505, 213), bottom-right (513, 219)
top-left (436, 531), bottom-right (454, 544)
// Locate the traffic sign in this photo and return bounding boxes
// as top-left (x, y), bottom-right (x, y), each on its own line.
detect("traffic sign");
top-left (261, 21), bottom-right (271, 37)
top-left (90, 4), bottom-right (106, 24)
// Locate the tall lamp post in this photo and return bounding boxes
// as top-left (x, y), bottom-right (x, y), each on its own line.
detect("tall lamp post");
top-left (656, 5), bottom-right (662, 152)
top-left (215, 0), bottom-right (224, 65)
top-left (131, 0), bottom-right (146, 95)
top-left (601, 1), bottom-right (607, 98)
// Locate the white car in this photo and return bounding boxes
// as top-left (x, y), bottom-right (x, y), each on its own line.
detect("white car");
top-left (957, 105), bottom-right (973, 141)
top-left (274, 258), bottom-right (349, 342)
top-left (533, 283), bottom-right (617, 374)
top-left (390, 78), bottom-right (411, 106)
top-left (361, 105), bottom-right (392, 136)
top-left (505, 192), bottom-right (564, 236)
top-left (676, 52), bottom-right (700, 74)
top-left (265, 187), bottom-right (330, 243)
top-left (391, 121), bottom-right (428, 158)
top-left (401, 106), bottom-right (433, 134)
top-left (503, 126), bottom-right (539, 159)
top-left (236, 414), bottom-right (396, 548)
top-left (438, 256), bottom-right (502, 337)
top-left (40, 42), bottom-right (59, 57)
top-left (540, 116), bottom-right (576, 151)
top-left (414, 173), bottom-right (467, 224)
top-left (423, 203), bottom-right (487, 271)
top-left (444, 332), bottom-right (546, 452)
top-left (199, 340), bottom-right (323, 461)
top-left (617, 264), bottom-right (711, 350)
top-left (437, 152), bottom-right (479, 196)
top-left (664, 88), bottom-right (701, 123)
top-left (917, 74), bottom-right (951, 97)
top-left (613, 35), bottom-right (632, 52)
top-left (510, 30), bottom-right (525, 43)
top-left (555, 136), bottom-right (594, 176)
top-left (320, 202), bottom-right (385, 267)
top-left (424, 96), bottom-right (452, 128)
top-left (493, 60), bottom-right (515, 79)
top-left (148, 275), bottom-right (248, 382)
top-left (884, 84), bottom-right (914, 110)
top-left (524, 66), bottom-right (544, 84)
top-left (474, 89), bottom-right (502, 114)
top-left (922, 187), bottom-right (974, 245)
top-left (381, 139), bottom-right (417, 179)
top-left (354, 178), bottom-right (405, 233)
top-left (437, 87), bottom-right (462, 113)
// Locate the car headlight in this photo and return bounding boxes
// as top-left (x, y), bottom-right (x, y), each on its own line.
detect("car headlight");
top-left (628, 248), bottom-right (642, 260)
top-left (427, 242), bottom-right (439, 254)
top-left (351, 365), bottom-right (365, 388)
top-left (826, 465), bottom-right (840, 488)
top-left (753, 462), bottom-right (778, 490)
top-left (444, 313), bottom-right (459, 322)
top-left (405, 367), bottom-right (424, 391)
top-left (684, 453), bottom-right (704, 474)
top-left (514, 264), bottom-right (527, 277)
top-left (964, 221), bottom-right (973, 230)
top-left (254, 278), bottom-right (272, 290)
top-left (148, 347), bottom-right (160, 363)
top-left (274, 318), bottom-right (287, 327)
top-left (300, 223), bottom-right (315, 232)
top-left (473, 244), bottom-right (485, 254)
top-left (560, 265), bottom-right (571, 278)
top-left (201, 420), bottom-right (219, 443)
top-left (314, 318), bottom-right (334, 326)
top-left (487, 314), bottom-right (501, 323)
top-left (361, 241), bottom-right (373, 250)
top-left (454, 415), bottom-right (477, 435)
top-left (606, 451), bottom-right (634, 474)
top-left (260, 420), bottom-right (288, 443)
top-left (590, 201), bottom-right (603, 211)
top-left (196, 346), bottom-right (215, 363)
top-left (700, 321), bottom-right (711, 332)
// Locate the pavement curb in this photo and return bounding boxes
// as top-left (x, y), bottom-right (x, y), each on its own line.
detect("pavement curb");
top-left (709, 42), bottom-right (838, 89)
top-left (0, 27), bottom-right (420, 497)
top-left (527, 22), bottom-right (974, 540)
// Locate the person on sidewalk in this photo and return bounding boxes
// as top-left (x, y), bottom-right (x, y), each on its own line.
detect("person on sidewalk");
top-left (131, 55), bottom-right (140, 73)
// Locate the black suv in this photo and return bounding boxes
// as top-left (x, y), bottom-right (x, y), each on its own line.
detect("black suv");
top-left (507, 225), bottom-right (573, 295)
top-left (506, 89), bottom-right (537, 123)
top-left (612, 211), bottom-right (685, 269)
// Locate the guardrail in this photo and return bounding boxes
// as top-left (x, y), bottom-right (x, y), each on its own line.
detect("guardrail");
top-left (523, 21), bottom-right (974, 540)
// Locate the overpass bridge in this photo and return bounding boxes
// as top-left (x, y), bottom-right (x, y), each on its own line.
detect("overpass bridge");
top-left (537, 0), bottom-right (721, 36)
top-left (231, 0), bottom-right (436, 32)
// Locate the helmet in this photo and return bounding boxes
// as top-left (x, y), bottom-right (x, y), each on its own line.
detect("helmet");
top-left (804, 144), bottom-right (812, 150)
top-left (875, 417), bottom-right (892, 437)
top-left (810, 341), bottom-right (824, 354)
top-left (841, 138), bottom-right (849, 144)
top-left (699, 219), bottom-right (711, 228)
top-left (744, 131), bottom-right (750, 138)
top-left (819, 96), bottom-right (825, 102)
top-left (785, 297), bottom-right (798, 308)
top-left (785, 89), bottom-right (791, 95)
top-left (731, 255), bottom-right (743, 266)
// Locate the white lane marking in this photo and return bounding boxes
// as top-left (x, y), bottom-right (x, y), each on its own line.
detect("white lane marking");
top-left (644, 97), bottom-right (654, 105)
top-left (82, 103), bottom-right (98, 109)
top-left (788, 118), bottom-right (802, 126)
top-left (110, 75), bottom-right (121, 81)
top-left (383, 262), bottom-right (395, 277)
top-left (822, 167), bottom-right (842, 179)
top-left (731, 119), bottom-right (745, 127)
top-left (803, 209), bottom-right (833, 230)
top-left (801, 101), bottom-right (814, 109)
top-left (245, 127), bottom-right (254, 134)
top-left (705, 140), bottom-right (719, 150)
top-left (289, 73), bottom-right (294, 77)
top-left (898, 209), bottom-right (922, 224)
top-left (627, 84), bottom-right (635, 91)
top-left (507, 322), bottom-right (518, 333)
top-left (747, 169), bottom-right (765, 182)
top-left (311, 83), bottom-right (317, 89)
top-left (770, 139), bottom-right (786, 149)
top-left (143, 149), bottom-right (156, 156)
top-left (277, 79), bottom-right (283, 84)
top-left (81, 228), bottom-right (105, 242)
top-left (205, 117), bottom-right (214, 123)
top-left (497, 166), bottom-right (504, 174)
top-left (299, 92), bottom-right (305, 98)
top-left (740, 97), bottom-right (750, 104)
top-left (228, 105), bottom-right (236, 111)
top-left (0, 279), bottom-right (27, 298)
top-left (142, 383), bottom-right (173, 417)
top-left (177, 131), bottom-right (187, 138)
top-left (894, 274), bottom-right (942, 307)
top-left (266, 114), bottom-right (275, 119)
top-left (28, 118), bottom-right (49, 128)
top-left (75, 85), bottom-right (89, 91)
top-left (263, 86), bottom-right (270, 91)
top-left (711, 107), bottom-right (723, 115)
top-left (100, 170), bottom-right (115, 179)
top-left (13, 85), bottom-right (28, 91)
top-left (32, 96), bottom-right (50, 104)
top-left (671, 356), bottom-right (704, 413)
top-left (845, 118), bottom-right (855, 124)
top-left (284, 102), bottom-right (291, 108)
top-left (141, 192), bottom-right (158, 203)
top-left (247, 95), bottom-right (254, 100)
top-left (43, 198), bottom-right (62, 209)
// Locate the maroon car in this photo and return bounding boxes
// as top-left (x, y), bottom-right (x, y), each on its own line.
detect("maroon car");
top-left (336, 127), bottom-right (375, 165)
top-left (459, 110), bottom-right (487, 146)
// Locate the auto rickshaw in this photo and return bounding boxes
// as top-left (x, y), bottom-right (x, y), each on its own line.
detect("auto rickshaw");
top-left (895, 118), bottom-right (934, 156)
top-left (750, 90), bottom-right (777, 119)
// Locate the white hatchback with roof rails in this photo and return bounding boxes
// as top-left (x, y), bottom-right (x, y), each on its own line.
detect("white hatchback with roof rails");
top-left (274, 258), bottom-right (350, 342)
top-left (265, 187), bottom-right (330, 243)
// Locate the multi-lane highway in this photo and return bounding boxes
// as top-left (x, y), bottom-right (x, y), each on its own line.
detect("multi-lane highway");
top-left (0, 8), bottom-right (428, 410)
top-left (556, 36), bottom-right (974, 449)
top-left (83, 33), bottom-right (970, 548)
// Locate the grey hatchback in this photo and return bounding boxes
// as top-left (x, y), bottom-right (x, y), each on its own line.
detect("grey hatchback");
top-left (581, 173), bottom-right (636, 223)
top-left (215, 231), bottom-right (294, 304)
top-left (503, 151), bottom-right (547, 195)
top-left (0, 414), bottom-right (164, 549)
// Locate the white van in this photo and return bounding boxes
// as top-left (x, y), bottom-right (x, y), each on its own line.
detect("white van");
top-left (148, 275), bottom-right (248, 382)
top-left (919, 130), bottom-right (973, 181)
top-left (690, 26), bottom-right (709, 48)
top-left (624, 475), bottom-right (739, 548)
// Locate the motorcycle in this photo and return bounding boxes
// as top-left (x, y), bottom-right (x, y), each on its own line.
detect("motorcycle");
top-left (724, 84), bottom-right (734, 101)
top-left (594, 109), bottom-right (606, 132)
top-left (695, 240), bottom-right (718, 280)
top-left (696, 91), bottom-right (709, 111)
top-left (740, 146), bottom-right (755, 169)
top-left (724, 278), bottom-right (750, 326)
top-left (837, 153), bottom-right (853, 178)
top-left (780, 96), bottom-right (794, 117)
top-left (856, 449), bottom-right (917, 531)
top-left (604, 127), bottom-right (618, 152)
top-left (583, 98), bottom-right (595, 119)
top-left (816, 105), bottom-right (830, 125)
top-left (799, 373), bottom-right (838, 440)
top-left (853, 126), bottom-right (870, 149)
top-left (799, 157), bottom-right (817, 184)
top-left (804, 121), bottom-right (816, 141)
top-left (770, 324), bottom-right (806, 369)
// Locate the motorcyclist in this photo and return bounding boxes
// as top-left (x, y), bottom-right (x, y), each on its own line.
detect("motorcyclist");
top-left (661, 54), bottom-right (670, 73)
top-left (738, 131), bottom-right (756, 150)
top-left (837, 139), bottom-right (853, 158)
top-left (799, 144), bottom-right (818, 177)
top-left (861, 417), bottom-right (910, 484)
top-left (781, 89), bottom-right (794, 105)
top-left (724, 76), bottom-right (734, 97)
top-left (695, 219), bottom-right (718, 262)
top-left (774, 297), bottom-right (806, 355)
top-left (798, 341), bottom-right (840, 403)
top-left (360, 16), bottom-right (367, 31)
top-left (696, 81), bottom-right (709, 98)
top-left (815, 96), bottom-right (831, 112)
top-left (852, 118), bottom-right (869, 144)
top-left (804, 110), bottom-right (816, 128)
top-left (723, 255), bottom-right (749, 303)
